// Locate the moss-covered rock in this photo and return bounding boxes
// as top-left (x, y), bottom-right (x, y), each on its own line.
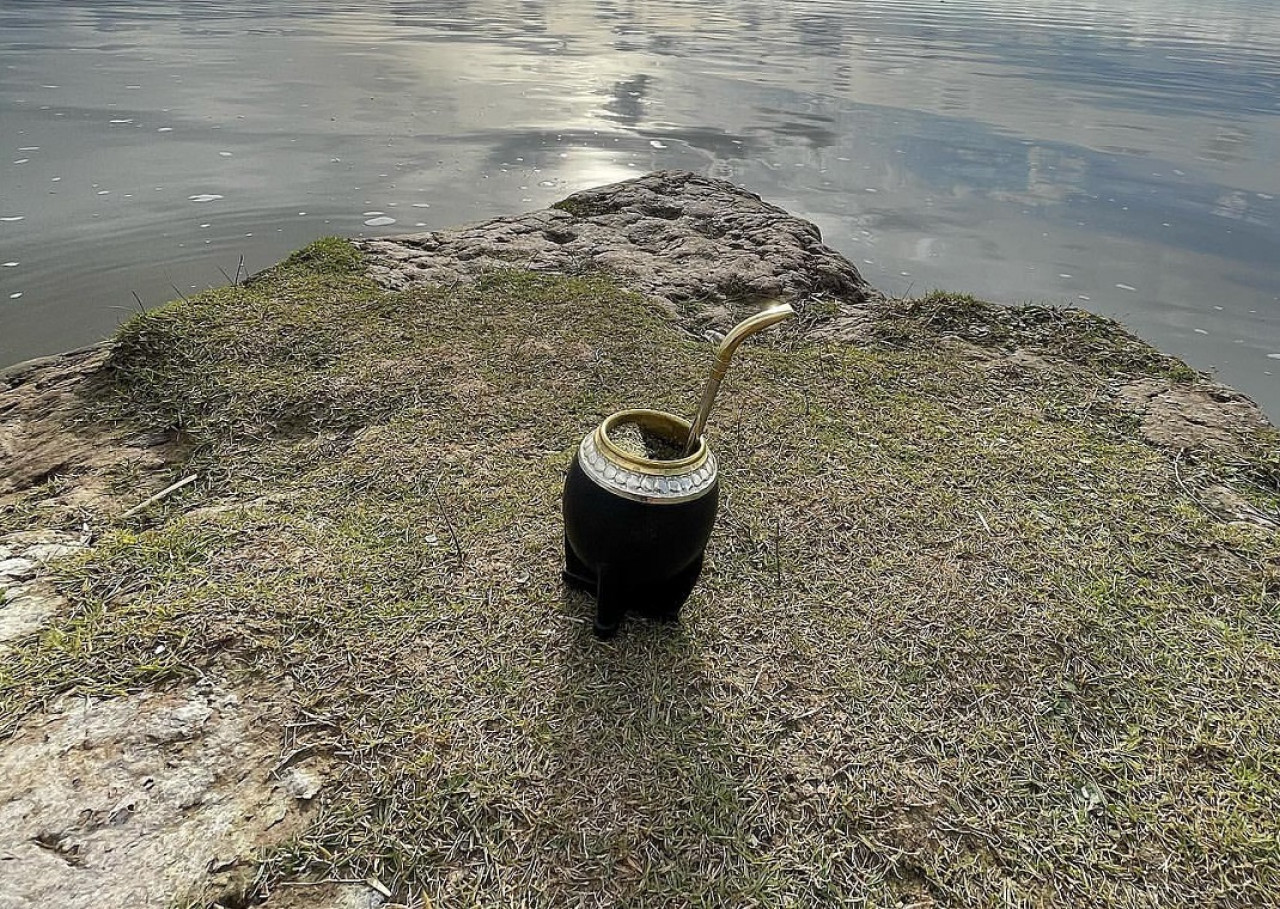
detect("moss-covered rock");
top-left (1, 196), bottom-right (1277, 908)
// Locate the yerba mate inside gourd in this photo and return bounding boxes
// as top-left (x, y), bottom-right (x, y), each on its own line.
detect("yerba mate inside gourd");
top-left (607, 419), bottom-right (685, 461)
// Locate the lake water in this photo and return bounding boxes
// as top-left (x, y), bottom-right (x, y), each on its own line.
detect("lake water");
top-left (2, 0), bottom-right (1278, 416)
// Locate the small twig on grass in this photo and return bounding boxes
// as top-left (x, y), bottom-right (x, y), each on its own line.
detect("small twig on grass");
top-left (170, 283), bottom-right (190, 304)
top-left (131, 291), bottom-right (145, 313)
top-left (120, 474), bottom-right (198, 519)
top-left (277, 879), bottom-right (371, 888)
top-left (774, 513), bottom-right (783, 588)
top-left (271, 743), bottom-right (323, 777)
top-left (234, 254), bottom-right (245, 286)
top-left (425, 475), bottom-right (463, 565)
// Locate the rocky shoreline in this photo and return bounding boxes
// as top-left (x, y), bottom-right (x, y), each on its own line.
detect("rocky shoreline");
top-left (4, 172), bottom-right (1271, 544)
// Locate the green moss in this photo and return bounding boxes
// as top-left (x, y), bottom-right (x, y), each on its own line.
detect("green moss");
top-left (550, 190), bottom-right (630, 219)
top-left (550, 197), bottom-right (594, 217)
top-left (2, 246), bottom-right (1277, 907)
top-left (550, 191), bottom-right (680, 221)
top-left (276, 235), bottom-right (365, 276)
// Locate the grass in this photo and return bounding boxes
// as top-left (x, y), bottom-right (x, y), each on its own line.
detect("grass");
top-left (872, 291), bottom-right (1202, 382)
top-left (3, 239), bottom-right (1279, 907)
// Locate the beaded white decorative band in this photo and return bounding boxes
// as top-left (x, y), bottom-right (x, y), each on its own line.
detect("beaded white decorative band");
top-left (578, 433), bottom-right (718, 505)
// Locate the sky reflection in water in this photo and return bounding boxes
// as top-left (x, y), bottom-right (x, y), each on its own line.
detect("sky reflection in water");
top-left (1, 0), bottom-right (1277, 413)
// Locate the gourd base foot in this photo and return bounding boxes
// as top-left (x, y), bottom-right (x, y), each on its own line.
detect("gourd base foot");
top-left (563, 535), bottom-right (704, 638)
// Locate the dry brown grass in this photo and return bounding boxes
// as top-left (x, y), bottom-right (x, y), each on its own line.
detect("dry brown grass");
top-left (2, 239), bottom-right (1278, 907)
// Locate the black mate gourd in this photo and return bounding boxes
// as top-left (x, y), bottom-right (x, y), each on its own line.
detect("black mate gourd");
top-left (562, 302), bottom-right (794, 637)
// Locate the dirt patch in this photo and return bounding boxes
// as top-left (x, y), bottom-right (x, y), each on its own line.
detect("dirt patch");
top-left (0, 345), bottom-right (187, 533)
top-left (1116, 378), bottom-right (1272, 451)
top-left (0, 681), bottom-right (323, 909)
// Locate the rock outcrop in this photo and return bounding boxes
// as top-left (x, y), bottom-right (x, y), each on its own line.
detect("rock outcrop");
top-left (359, 170), bottom-right (871, 333)
top-left (0, 172), bottom-right (1275, 909)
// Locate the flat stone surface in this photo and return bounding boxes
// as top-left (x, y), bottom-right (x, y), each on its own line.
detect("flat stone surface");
top-left (1, 529), bottom-right (85, 548)
top-left (0, 587), bottom-right (64, 644)
top-left (0, 531), bottom-right (90, 646)
top-left (24, 542), bottom-right (85, 563)
top-left (0, 557), bottom-right (35, 581)
top-left (1116, 379), bottom-right (1272, 451)
top-left (0, 683), bottom-right (321, 909)
top-left (258, 883), bottom-right (387, 909)
top-left (359, 170), bottom-right (872, 332)
top-left (0, 347), bottom-right (184, 522)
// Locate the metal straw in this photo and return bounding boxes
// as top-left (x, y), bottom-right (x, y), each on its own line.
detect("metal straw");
top-left (684, 301), bottom-right (796, 455)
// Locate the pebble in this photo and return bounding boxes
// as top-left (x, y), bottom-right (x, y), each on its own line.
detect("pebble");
top-left (283, 766), bottom-right (325, 800)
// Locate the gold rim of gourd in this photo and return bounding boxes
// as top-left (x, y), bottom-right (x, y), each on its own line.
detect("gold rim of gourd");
top-left (595, 409), bottom-right (709, 476)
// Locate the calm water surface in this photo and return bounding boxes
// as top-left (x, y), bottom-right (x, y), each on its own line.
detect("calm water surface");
top-left (2, 0), bottom-right (1278, 415)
